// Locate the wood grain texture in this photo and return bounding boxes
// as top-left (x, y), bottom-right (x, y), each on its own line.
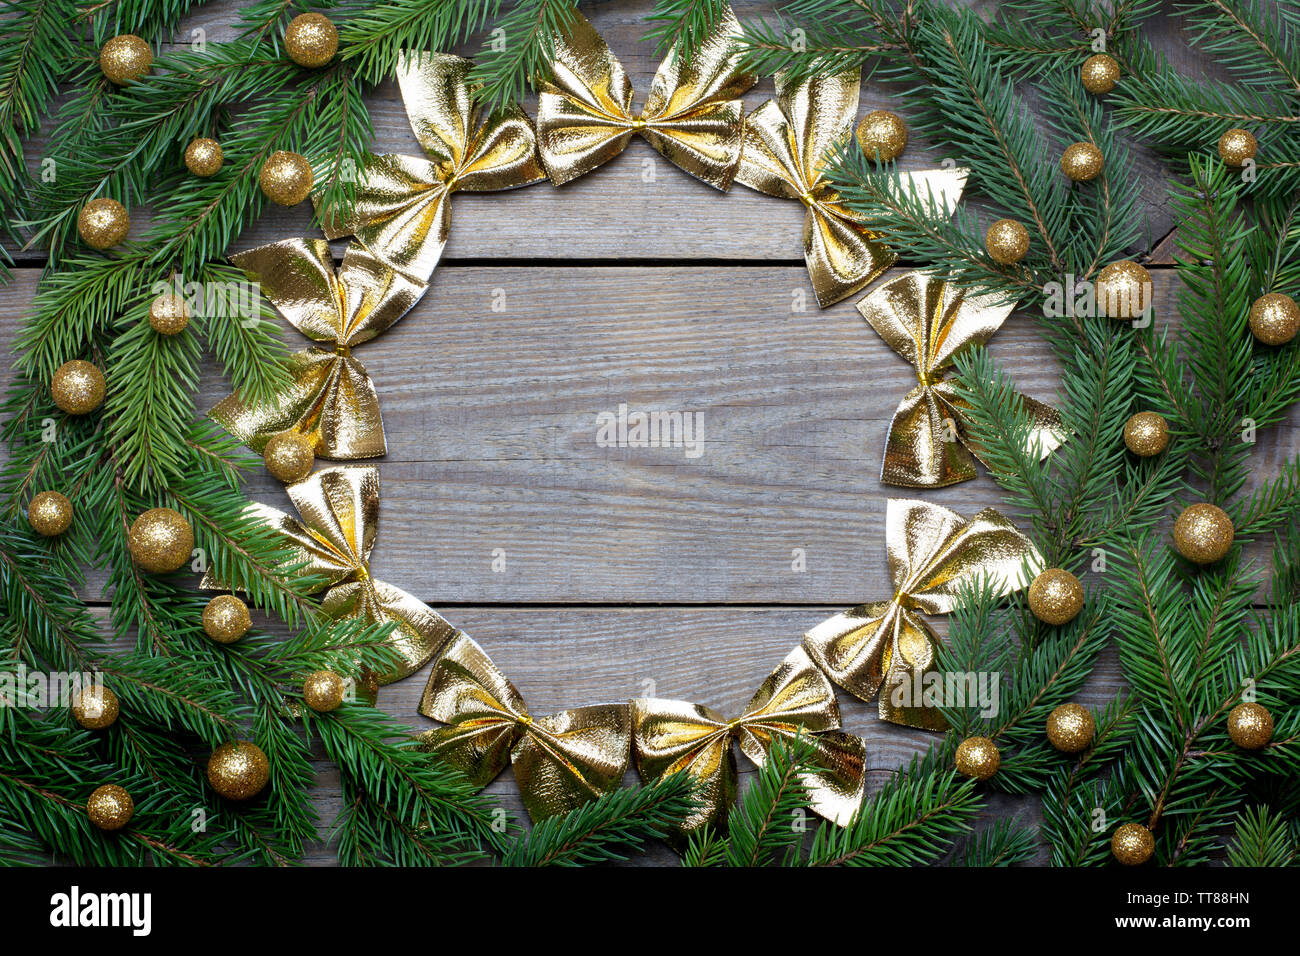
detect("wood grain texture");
top-left (4, 267), bottom-right (1296, 605)
top-left (3, 0), bottom-right (1290, 865)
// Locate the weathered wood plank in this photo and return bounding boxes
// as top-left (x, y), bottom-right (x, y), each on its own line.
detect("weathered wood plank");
top-left (4, 266), bottom-right (1298, 604)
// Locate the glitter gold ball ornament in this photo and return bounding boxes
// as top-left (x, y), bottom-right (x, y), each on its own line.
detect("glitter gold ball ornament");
top-left (1173, 502), bottom-right (1234, 565)
top-left (985, 218), bottom-right (1029, 265)
top-left (1227, 702), bottom-right (1273, 750)
top-left (1123, 411), bottom-right (1170, 457)
top-left (77, 197), bottom-right (130, 250)
top-left (202, 595), bottom-right (251, 645)
top-left (1248, 292), bottom-right (1300, 346)
top-left (50, 360), bottom-right (106, 415)
top-left (302, 670), bottom-right (346, 712)
top-left (86, 784), bottom-right (134, 831)
top-left (127, 507), bottom-right (193, 574)
top-left (1217, 128), bottom-right (1257, 167)
top-left (284, 13), bottom-right (339, 68)
top-left (1046, 702), bottom-right (1095, 753)
top-left (955, 735), bottom-right (1000, 781)
top-left (263, 431), bottom-right (315, 483)
top-left (1080, 53), bottom-right (1120, 94)
top-left (148, 292), bottom-right (190, 335)
top-left (184, 137), bottom-right (223, 177)
top-left (1111, 823), bottom-right (1154, 865)
top-left (99, 34), bottom-right (152, 85)
top-left (855, 110), bottom-right (908, 161)
top-left (27, 490), bottom-right (73, 536)
top-left (70, 685), bottom-right (119, 730)
top-left (207, 741), bottom-right (270, 800)
top-left (259, 150), bottom-right (314, 206)
top-left (1061, 141), bottom-right (1104, 182)
top-left (1028, 568), bottom-right (1084, 626)
top-left (1096, 260), bottom-right (1153, 320)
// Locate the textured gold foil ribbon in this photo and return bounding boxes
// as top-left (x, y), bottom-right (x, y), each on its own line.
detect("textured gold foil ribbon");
top-left (536, 5), bottom-right (756, 189)
top-left (211, 239), bottom-right (423, 460)
top-left (317, 52), bottom-right (545, 282)
top-left (632, 647), bottom-right (865, 840)
top-left (205, 465), bottom-right (456, 684)
top-left (860, 271), bottom-right (1067, 487)
top-left (736, 69), bottom-right (967, 307)
top-left (804, 499), bottom-right (1041, 730)
top-left (417, 634), bottom-right (631, 822)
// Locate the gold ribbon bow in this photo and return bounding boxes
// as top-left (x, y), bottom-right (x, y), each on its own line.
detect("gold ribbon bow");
top-left (804, 499), bottom-right (1042, 731)
top-left (417, 634), bottom-right (631, 823)
top-left (736, 69), bottom-right (968, 308)
top-left (632, 647), bottom-right (865, 839)
top-left (317, 52), bottom-right (545, 282)
top-left (860, 271), bottom-right (1067, 487)
top-left (208, 465), bottom-right (456, 684)
top-left (536, 6), bottom-right (756, 189)
top-left (211, 239), bottom-right (423, 460)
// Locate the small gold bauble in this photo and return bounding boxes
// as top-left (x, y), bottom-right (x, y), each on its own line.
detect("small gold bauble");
top-left (27, 490), bottom-right (73, 536)
top-left (70, 685), bottom-right (119, 730)
top-left (985, 218), bottom-right (1030, 265)
top-left (302, 670), bottom-right (346, 713)
top-left (1248, 292), bottom-right (1299, 346)
top-left (1028, 568), bottom-right (1084, 626)
top-left (954, 735), bottom-right (1000, 781)
top-left (855, 110), bottom-right (908, 161)
top-left (184, 137), bottom-right (224, 177)
top-left (1096, 260), bottom-right (1153, 320)
top-left (1173, 502), bottom-right (1234, 565)
top-left (285, 13), bottom-right (339, 68)
top-left (127, 507), bottom-right (194, 574)
top-left (77, 198), bottom-right (130, 250)
top-left (263, 432), bottom-right (315, 483)
top-left (51, 360), bottom-right (106, 415)
top-left (1061, 141), bottom-right (1104, 182)
top-left (99, 34), bottom-right (152, 85)
top-left (1227, 702), bottom-right (1273, 750)
top-left (202, 595), bottom-right (251, 645)
top-left (1217, 128), bottom-right (1257, 167)
top-left (148, 292), bottom-right (190, 335)
top-left (1080, 53), bottom-right (1120, 94)
top-left (1046, 702), bottom-right (1095, 753)
top-left (87, 784), bottom-right (134, 831)
top-left (1111, 822), bottom-right (1154, 865)
top-left (259, 150), bottom-right (314, 206)
top-left (207, 741), bottom-right (270, 800)
top-left (1123, 411), bottom-right (1170, 457)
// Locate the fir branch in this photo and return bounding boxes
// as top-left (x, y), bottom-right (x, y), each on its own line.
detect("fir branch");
top-left (466, 0), bottom-right (578, 112)
top-left (953, 817), bottom-right (1038, 866)
top-left (804, 749), bottom-right (981, 866)
top-left (503, 773), bottom-right (697, 866)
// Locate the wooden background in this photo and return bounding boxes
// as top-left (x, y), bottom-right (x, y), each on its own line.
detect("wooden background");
top-left (4, 0), bottom-right (1293, 865)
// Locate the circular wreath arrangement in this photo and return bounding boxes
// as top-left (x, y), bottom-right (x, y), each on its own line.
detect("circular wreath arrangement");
top-left (18, 0), bottom-right (1299, 868)
top-left (188, 9), bottom-right (1061, 840)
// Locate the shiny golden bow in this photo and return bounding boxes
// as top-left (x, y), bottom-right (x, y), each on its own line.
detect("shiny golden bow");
top-left (861, 271), bottom-right (1067, 487)
top-left (804, 499), bottom-right (1042, 731)
top-left (417, 634), bottom-right (631, 823)
top-left (536, 6), bottom-right (756, 189)
top-left (632, 647), bottom-right (865, 840)
top-left (207, 465), bottom-right (456, 684)
top-left (211, 239), bottom-right (423, 460)
top-left (736, 69), bottom-right (967, 308)
top-left (316, 52), bottom-right (545, 282)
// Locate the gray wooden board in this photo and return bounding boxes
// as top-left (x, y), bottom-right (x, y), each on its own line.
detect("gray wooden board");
top-left (1, 0), bottom-right (1289, 865)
